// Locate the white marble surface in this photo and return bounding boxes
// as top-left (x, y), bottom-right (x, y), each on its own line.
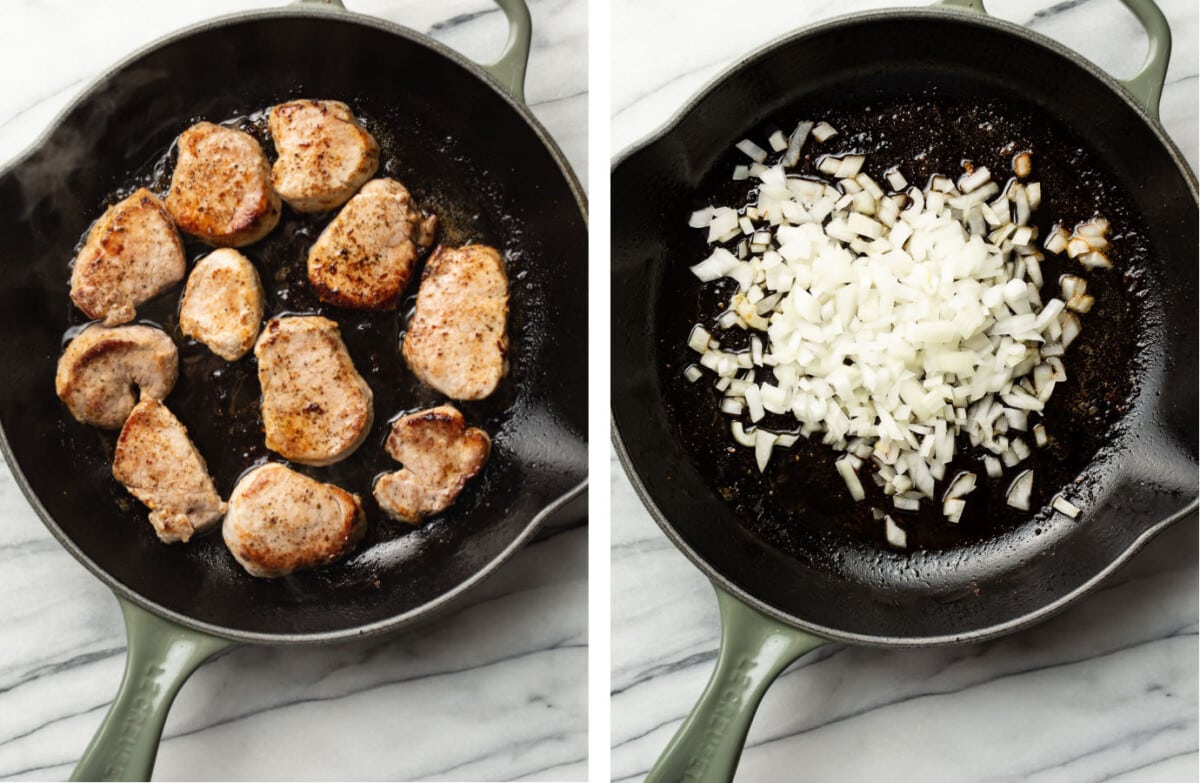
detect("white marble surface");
top-left (0, 1), bottom-right (587, 781)
top-left (610, 1), bottom-right (1198, 781)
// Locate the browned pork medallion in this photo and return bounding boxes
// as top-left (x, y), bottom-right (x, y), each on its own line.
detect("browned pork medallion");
top-left (165, 121), bottom-right (282, 247)
top-left (178, 248), bottom-right (265, 361)
top-left (402, 244), bottom-right (509, 400)
top-left (69, 188), bottom-right (185, 326)
top-left (223, 462), bottom-right (366, 578)
top-left (254, 315), bottom-right (374, 466)
top-left (373, 405), bottom-right (491, 523)
top-left (306, 177), bottom-right (437, 309)
top-left (55, 323), bottom-right (179, 429)
top-left (268, 99), bottom-right (380, 212)
top-left (112, 399), bottom-right (226, 544)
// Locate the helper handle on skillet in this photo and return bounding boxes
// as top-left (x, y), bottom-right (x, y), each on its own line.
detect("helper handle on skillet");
top-left (937, 0), bottom-right (1171, 119)
top-left (71, 599), bottom-right (233, 782)
top-left (644, 585), bottom-right (827, 783)
top-left (294, 0), bottom-right (533, 104)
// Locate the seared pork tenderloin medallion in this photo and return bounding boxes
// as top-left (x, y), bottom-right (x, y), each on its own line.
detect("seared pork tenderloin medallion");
top-left (373, 405), bottom-right (491, 523)
top-left (268, 99), bottom-right (380, 212)
top-left (69, 188), bottom-right (186, 326)
top-left (165, 121), bottom-right (281, 247)
top-left (223, 463), bottom-right (365, 578)
top-left (178, 248), bottom-right (265, 361)
top-left (402, 244), bottom-right (509, 400)
top-left (55, 324), bottom-right (178, 429)
top-left (112, 399), bottom-right (226, 543)
top-left (306, 178), bottom-right (437, 309)
top-left (254, 316), bottom-right (373, 466)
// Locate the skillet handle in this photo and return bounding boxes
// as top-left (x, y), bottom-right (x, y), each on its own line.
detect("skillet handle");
top-left (291, 0), bottom-right (533, 104)
top-left (71, 597), bottom-right (233, 782)
top-left (1113, 0), bottom-right (1171, 118)
top-left (935, 0), bottom-right (1171, 119)
top-left (480, 0), bottom-right (533, 104)
top-left (644, 584), bottom-right (827, 783)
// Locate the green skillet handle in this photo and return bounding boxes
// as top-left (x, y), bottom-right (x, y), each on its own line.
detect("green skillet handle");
top-left (291, 0), bottom-right (532, 104)
top-left (70, 597), bottom-right (233, 782)
top-left (1112, 0), bottom-right (1171, 118)
top-left (935, 0), bottom-right (1171, 119)
top-left (644, 584), bottom-right (828, 783)
top-left (480, 0), bottom-right (533, 104)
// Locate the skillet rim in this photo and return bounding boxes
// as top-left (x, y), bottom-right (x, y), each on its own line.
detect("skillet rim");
top-left (0, 5), bottom-right (589, 645)
top-left (610, 5), bottom-right (1198, 647)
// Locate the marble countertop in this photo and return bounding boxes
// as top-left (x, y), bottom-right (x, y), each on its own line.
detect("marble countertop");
top-left (610, 1), bottom-right (1198, 781)
top-left (0, 1), bottom-right (586, 781)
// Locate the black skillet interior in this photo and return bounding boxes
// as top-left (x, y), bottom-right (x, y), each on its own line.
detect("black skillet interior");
top-left (612, 12), bottom-right (1197, 643)
top-left (0, 13), bottom-right (587, 639)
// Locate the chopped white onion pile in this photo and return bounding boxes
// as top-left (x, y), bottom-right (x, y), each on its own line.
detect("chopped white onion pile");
top-left (686, 122), bottom-right (1110, 531)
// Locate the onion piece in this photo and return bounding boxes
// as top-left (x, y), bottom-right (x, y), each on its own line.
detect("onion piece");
top-left (943, 471), bottom-right (977, 501)
top-left (731, 421), bottom-right (756, 447)
top-left (1026, 182), bottom-right (1042, 210)
top-left (958, 166), bottom-right (992, 193)
top-left (783, 121), bottom-right (813, 167)
top-left (836, 456), bottom-right (866, 501)
top-left (1060, 313), bottom-right (1082, 348)
top-left (688, 208), bottom-right (714, 228)
top-left (736, 138), bottom-right (768, 163)
top-left (1080, 251), bottom-right (1111, 270)
top-left (767, 130), bottom-right (788, 153)
top-left (1044, 225), bottom-right (1070, 254)
top-left (884, 515), bottom-right (907, 548)
top-left (1006, 469), bottom-right (1034, 510)
top-left (943, 498), bottom-right (966, 524)
top-left (1013, 152), bottom-right (1032, 178)
top-left (683, 364), bottom-right (703, 383)
top-left (812, 121), bottom-right (838, 142)
top-left (755, 428), bottom-right (778, 472)
top-left (1052, 495), bottom-right (1081, 518)
top-left (984, 455), bottom-right (1002, 478)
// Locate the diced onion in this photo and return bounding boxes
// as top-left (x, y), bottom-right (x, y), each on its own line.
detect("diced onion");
top-left (885, 167), bottom-right (908, 191)
top-left (685, 124), bottom-right (1107, 526)
top-left (1052, 495), bottom-right (1081, 518)
top-left (1013, 152), bottom-right (1032, 178)
top-left (731, 421), bottom-right (756, 447)
top-left (736, 138), bottom-right (768, 163)
top-left (958, 166), bottom-right (991, 193)
top-left (884, 515), bottom-right (907, 548)
top-left (1006, 469), bottom-right (1034, 510)
top-left (836, 456), bottom-right (866, 501)
top-left (812, 122), bottom-right (838, 142)
top-left (783, 121), bottom-right (814, 167)
top-left (755, 428), bottom-right (778, 472)
top-left (687, 325), bottom-right (712, 353)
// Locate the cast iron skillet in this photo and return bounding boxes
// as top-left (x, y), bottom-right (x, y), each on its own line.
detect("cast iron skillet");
top-left (611, 0), bottom-right (1196, 780)
top-left (0, 0), bottom-right (586, 779)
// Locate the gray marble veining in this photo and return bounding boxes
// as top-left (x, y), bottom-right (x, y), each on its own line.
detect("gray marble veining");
top-left (610, 1), bottom-right (1198, 781)
top-left (0, 1), bottom-right (587, 780)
